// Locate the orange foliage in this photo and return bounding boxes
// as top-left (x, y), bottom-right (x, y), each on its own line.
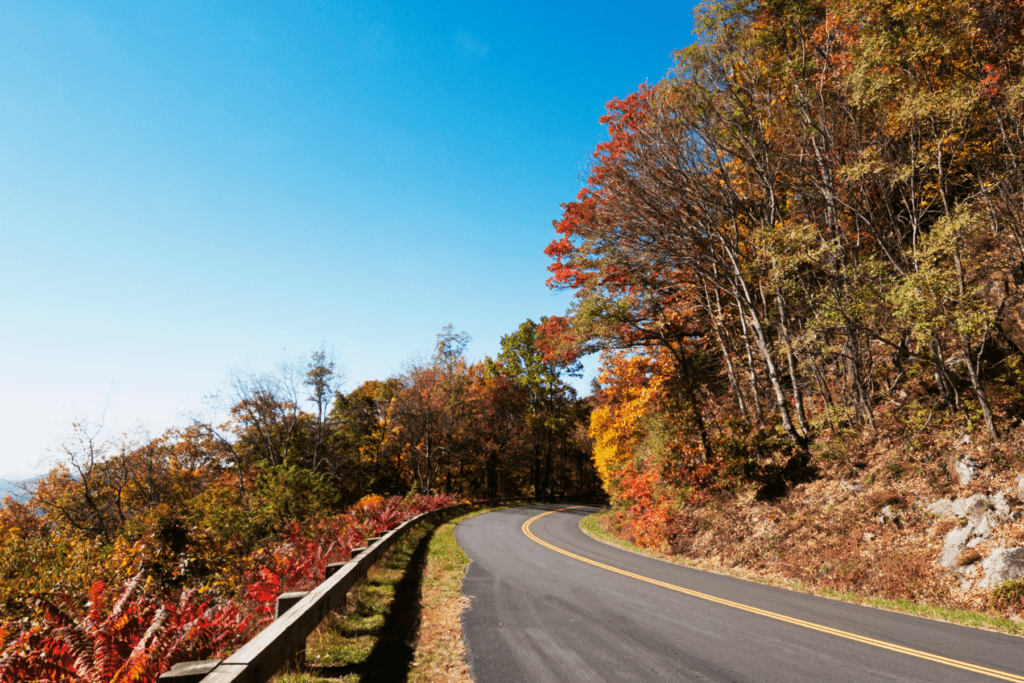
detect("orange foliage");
top-left (589, 351), bottom-right (670, 489)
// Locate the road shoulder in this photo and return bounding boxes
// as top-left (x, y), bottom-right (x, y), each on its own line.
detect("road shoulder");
top-left (579, 508), bottom-right (1024, 638)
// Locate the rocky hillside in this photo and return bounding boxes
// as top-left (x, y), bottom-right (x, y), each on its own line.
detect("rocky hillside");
top-left (629, 423), bottom-right (1024, 617)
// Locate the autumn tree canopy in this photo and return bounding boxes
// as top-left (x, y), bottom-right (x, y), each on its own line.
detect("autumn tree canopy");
top-left (544, 0), bottom-right (1024, 540)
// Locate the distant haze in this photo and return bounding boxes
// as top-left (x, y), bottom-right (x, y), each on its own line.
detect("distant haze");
top-left (0, 477), bottom-right (38, 504)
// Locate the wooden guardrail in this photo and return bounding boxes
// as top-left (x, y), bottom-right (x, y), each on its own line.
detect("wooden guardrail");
top-left (158, 503), bottom-right (470, 683)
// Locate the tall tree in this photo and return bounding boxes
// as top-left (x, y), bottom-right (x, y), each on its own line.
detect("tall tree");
top-left (390, 326), bottom-right (474, 493)
top-left (487, 319), bottom-right (585, 497)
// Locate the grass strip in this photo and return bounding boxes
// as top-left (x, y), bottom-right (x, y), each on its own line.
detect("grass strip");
top-left (406, 506), bottom-right (497, 683)
top-left (579, 510), bottom-right (1024, 638)
top-left (274, 504), bottom-right (518, 683)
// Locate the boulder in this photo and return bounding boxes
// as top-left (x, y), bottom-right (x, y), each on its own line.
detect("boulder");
top-left (927, 498), bottom-right (955, 517)
top-left (930, 493), bottom-right (1014, 570)
top-left (947, 453), bottom-right (979, 486)
top-left (992, 491), bottom-right (1014, 519)
top-left (972, 513), bottom-right (996, 540)
top-left (927, 493), bottom-right (1013, 522)
top-left (928, 494), bottom-right (997, 520)
top-left (939, 524), bottom-right (976, 568)
top-left (980, 547), bottom-right (1024, 589)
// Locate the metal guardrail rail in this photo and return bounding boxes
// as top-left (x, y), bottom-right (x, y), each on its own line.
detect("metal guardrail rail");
top-left (159, 504), bottom-right (469, 683)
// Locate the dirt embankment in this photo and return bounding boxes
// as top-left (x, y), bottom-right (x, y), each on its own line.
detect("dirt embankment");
top-left (619, 423), bottom-right (1024, 620)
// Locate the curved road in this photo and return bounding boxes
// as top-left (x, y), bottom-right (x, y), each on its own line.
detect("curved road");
top-left (456, 504), bottom-right (1024, 683)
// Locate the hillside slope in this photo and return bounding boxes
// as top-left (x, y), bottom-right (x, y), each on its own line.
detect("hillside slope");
top-left (602, 421), bottom-right (1024, 618)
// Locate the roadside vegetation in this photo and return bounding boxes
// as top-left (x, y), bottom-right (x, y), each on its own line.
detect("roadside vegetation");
top-left (0, 322), bottom-right (592, 681)
top-left (580, 511), bottom-right (1024, 637)
top-left (274, 519), bottom-right (442, 683)
top-left (541, 0), bottom-right (1024, 622)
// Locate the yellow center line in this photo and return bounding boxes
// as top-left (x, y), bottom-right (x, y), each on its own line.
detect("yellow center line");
top-left (523, 507), bottom-right (1024, 683)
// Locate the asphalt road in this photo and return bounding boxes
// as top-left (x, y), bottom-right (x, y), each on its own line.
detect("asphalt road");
top-left (456, 504), bottom-right (1024, 683)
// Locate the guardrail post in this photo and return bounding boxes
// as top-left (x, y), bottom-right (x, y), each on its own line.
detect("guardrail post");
top-left (276, 591), bottom-right (310, 670)
top-left (276, 592), bottom-right (309, 619)
top-left (349, 536), bottom-right (383, 561)
top-left (324, 564), bottom-right (348, 615)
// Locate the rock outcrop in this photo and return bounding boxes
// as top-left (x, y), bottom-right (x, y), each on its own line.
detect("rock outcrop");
top-left (928, 490), bottom-right (1024, 590)
top-left (946, 450), bottom-right (979, 486)
top-left (927, 493), bottom-right (1014, 570)
top-left (979, 547), bottom-right (1024, 589)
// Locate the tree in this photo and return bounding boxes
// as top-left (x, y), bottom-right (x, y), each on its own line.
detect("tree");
top-left (544, 0), bottom-right (1024, 542)
top-left (462, 367), bottom-right (531, 497)
top-left (331, 378), bottom-right (403, 494)
top-left (304, 348), bottom-right (345, 474)
top-left (487, 319), bottom-right (584, 497)
top-left (390, 326), bottom-right (474, 493)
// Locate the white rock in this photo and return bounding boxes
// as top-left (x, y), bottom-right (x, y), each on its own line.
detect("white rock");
top-left (1016, 474), bottom-right (1024, 501)
top-left (878, 505), bottom-right (900, 526)
top-left (927, 498), bottom-right (955, 517)
top-left (939, 524), bottom-right (975, 568)
top-left (980, 547), bottom-right (1024, 589)
top-left (991, 491), bottom-right (1014, 520)
top-left (964, 494), bottom-right (993, 519)
top-left (951, 456), bottom-right (979, 486)
top-left (930, 493), bottom-right (1016, 574)
top-left (928, 494), bottom-right (982, 519)
top-left (928, 493), bottom-right (1010, 522)
top-left (973, 513), bottom-right (996, 540)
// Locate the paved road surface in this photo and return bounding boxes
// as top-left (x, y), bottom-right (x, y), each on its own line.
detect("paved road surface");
top-left (457, 504), bottom-right (1024, 683)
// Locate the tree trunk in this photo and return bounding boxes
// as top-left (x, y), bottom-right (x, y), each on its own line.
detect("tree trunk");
top-left (961, 334), bottom-right (998, 439)
top-left (776, 293), bottom-right (812, 436)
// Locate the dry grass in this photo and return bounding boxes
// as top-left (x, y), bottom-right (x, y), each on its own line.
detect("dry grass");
top-left (866, 488), bottom-right (903, 509)
top-left (581, 510), bottom-right (1024, 636)
top-left (957, 548), bottom-right (983, 567)
top-left (407, 512), bottom-right (475, 683)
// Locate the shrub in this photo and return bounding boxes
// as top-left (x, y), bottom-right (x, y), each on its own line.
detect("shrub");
top-left (0, 493), bottom-right (462, 682)
top-left (993, 579), bottom-right (1024, 612)
top-left (0, 573), bottom-right (250, 683)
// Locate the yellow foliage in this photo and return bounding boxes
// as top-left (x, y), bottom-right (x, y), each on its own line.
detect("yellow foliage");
top-left (590, 405), bottom-right (624, 487)
top-left (356, 494), bottom-right (385, 509)
top-left (589, 351), bottom-right (670, 492)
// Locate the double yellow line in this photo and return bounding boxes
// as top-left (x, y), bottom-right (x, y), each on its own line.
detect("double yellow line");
top-left (523, 507), bottom-right (1024, 683)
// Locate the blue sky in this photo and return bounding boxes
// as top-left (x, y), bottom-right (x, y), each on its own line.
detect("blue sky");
top-left (0, 0), bottom-right (698, 479)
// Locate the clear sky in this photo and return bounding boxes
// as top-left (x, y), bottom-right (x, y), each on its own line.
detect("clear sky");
top-left (0, 0), bottom-right (699, 479)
